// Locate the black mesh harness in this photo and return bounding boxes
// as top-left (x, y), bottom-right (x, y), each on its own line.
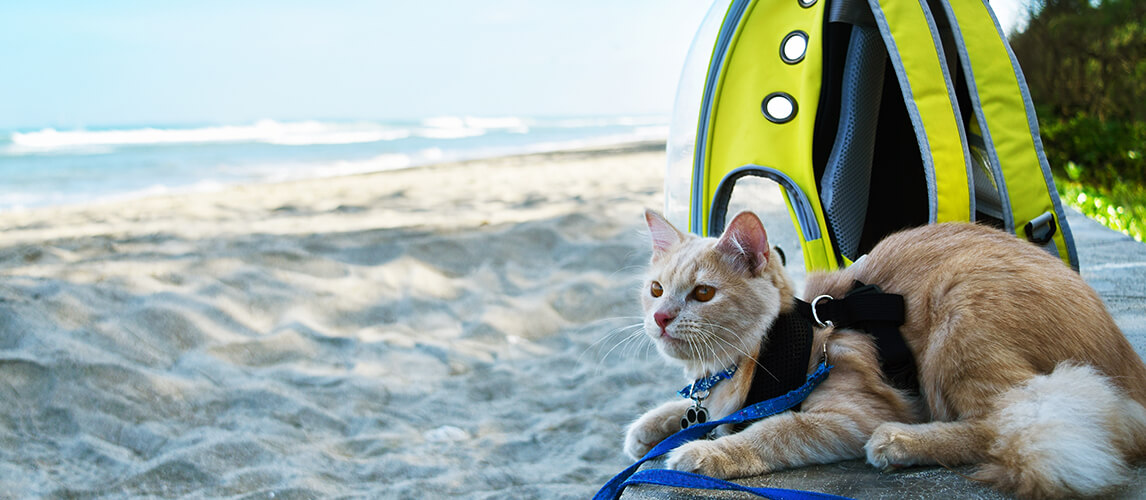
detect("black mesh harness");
top-left (743, 281), bottom-right (914, 411)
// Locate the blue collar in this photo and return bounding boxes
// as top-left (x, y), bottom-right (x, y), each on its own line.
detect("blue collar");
top-left (678, 364), bottom-right (738, 399)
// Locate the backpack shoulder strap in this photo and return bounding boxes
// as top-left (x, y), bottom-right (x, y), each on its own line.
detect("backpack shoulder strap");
top-left (934, 0), bottom-right (1079, 269)
top-left (865, 0), bottom-right (974, 224)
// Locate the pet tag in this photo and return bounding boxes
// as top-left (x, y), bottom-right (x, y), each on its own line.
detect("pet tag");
top-left (679, 402), bottom-right (709, 430)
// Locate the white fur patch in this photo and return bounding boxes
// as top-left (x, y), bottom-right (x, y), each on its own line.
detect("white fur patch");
top-left (991, 363), bottom-right (1129, 495)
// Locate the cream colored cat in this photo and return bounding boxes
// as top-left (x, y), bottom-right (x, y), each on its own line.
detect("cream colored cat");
top-left (624, 209), bottom-right (1146, 499)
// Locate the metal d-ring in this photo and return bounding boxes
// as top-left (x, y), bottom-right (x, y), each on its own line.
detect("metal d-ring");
top-left (810, 294), bottom-right (834, 328)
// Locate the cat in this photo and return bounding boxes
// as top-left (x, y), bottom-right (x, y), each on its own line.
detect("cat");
top-left (623, 209), bottom-right (1146, 499)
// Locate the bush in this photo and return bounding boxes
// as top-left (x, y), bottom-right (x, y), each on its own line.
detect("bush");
top-left (1039, 114), bottom-right (1146, 187)
top-left (1039, 113), bottom-right (1146, 241)
top-left (1056, 178), bottom-right (1146, 242)
top-left (1011, 0), bottom-right (1146, 241)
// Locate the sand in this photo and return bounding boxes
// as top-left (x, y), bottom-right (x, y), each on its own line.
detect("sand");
top-left (2, 141), bottom-right (813, 498)
top-left (6, 140), bottom-right (1146, 499)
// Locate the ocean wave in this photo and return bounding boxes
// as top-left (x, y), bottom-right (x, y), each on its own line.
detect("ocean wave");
top-left (415, 127), bottom-right (488, 140)
top-left (421, 115), bottom-right (530, 130)
top-left (2, 115), bottom-right (664, 155)
top-left (0, 115), bottom-right (670, 211)
top-left (3, 120), bottom-right (412, 154)
top-left (548, 116), bottom-right (669, 128)
top-left (416, 115), bottom-right (531, 140)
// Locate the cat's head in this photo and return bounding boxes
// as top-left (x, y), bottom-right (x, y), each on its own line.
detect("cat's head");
top-left (641, 210), bottom-right (793, 375)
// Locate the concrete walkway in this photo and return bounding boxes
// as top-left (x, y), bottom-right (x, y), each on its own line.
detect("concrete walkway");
top-left (621, 210), bottom-right (1146, 499)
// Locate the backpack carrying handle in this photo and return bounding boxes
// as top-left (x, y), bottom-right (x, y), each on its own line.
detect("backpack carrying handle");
top-left (709, 164), bottom-right (822, 242)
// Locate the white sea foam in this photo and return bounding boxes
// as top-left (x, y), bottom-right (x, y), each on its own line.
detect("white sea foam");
top-left (4, 116), bottom-right (662, 155)
top-left (265, 129), bottom-right (410, 145)
top-left (5, 120), bottom-right (410, 154)
top-left (421, 115), bottom-right (531, 130)
top-left (414, 115), bottom-right (538, 140)
top-left (550, 115), bottom-right (668, 128)
top-left (416, 127), bottom-right (486, 140)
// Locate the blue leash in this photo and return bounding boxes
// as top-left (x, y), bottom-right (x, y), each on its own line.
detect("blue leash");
top-left (622, 469), bottom-right (852, 500)
top-left (594, 361), bottom-right (851, 500)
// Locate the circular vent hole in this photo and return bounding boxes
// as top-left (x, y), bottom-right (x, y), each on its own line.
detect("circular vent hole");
top-left (781, 31), bottom-right (808, 64)
top-left (762, 93), bottom-right (797, 123)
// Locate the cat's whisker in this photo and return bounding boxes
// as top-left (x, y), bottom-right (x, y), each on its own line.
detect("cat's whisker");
top-left (617, 327), bottom-right (645, 357)
top-left (597, 327), bottom-right (648, 367)
top-left (578, 319), bottom-right (646, 370)
top-left (605, 264), bottom-right (646, 281)
top-left (581, 319), bottom-right (644, 352)
top-left (598, 322), bottom-right (644, 342)
top-left (593, 335), bottom-right (639, 376)
top-left (687, 335), bottom-right (703, 368)
top-left (681, 330), bottom-right (710, 368)
top-left (697, 331), bottom-right (725, 370)
top-left (708, 334), bottom-right (734, 368)
top-left (699, 333), bottom-right (724, 371)
top-left (579, 315), bottom-right (645, 333)
top-left (698, 321), bottom-right (782, 383)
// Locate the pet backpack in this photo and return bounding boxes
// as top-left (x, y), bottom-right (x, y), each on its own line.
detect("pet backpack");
top-left (664, 0), bottom-right (1078, 271)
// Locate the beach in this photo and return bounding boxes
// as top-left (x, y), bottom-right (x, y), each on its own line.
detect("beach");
top-left (0, 141), bottom-right (721, 498)
top-left (6, 141), bottom-right (1143, 499)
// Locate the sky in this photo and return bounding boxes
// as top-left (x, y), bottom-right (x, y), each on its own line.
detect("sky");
top-left (0, 0), bottom-right (1028, 131)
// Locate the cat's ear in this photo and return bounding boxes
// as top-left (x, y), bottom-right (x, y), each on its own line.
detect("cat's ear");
top-left (645, 209), bottom-right (683, 257)
top-left (715, 211), bottom-right (770, 275)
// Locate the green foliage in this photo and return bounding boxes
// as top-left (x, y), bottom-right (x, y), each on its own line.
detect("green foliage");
top-left (1011, 0), bottom-right (1145, 239)
top-left (1011, 0), bottom-right (1146, 121)
top-left (1056, 177), bottom-right (1146, 242)
top-left (1041, 114), bottom-right (1145, 241)
top-left (1039, 114), bottom-right (1146, 186)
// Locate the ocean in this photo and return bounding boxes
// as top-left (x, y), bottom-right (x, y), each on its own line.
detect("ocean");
top-left (0, 115), bottom-right (668, 211)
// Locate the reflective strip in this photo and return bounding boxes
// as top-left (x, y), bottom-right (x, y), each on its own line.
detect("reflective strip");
top-left (868, 0), bottom-right (972, 223)
top-left (709, 165), bottom-right (821, 241)
top-left (691, 0), bottom-right (753, 236)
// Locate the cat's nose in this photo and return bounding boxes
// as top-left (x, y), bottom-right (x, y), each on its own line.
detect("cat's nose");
top-left (654, 311), bottom-right (676, 329)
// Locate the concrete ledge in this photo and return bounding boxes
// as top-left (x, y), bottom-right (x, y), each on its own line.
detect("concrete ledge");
top-left (621, 210), bottom-right (1146, 499)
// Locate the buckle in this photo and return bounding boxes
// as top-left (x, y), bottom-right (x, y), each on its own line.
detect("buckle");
top-left (810, 294), bottom-right (835, 328)
top-left (1024, 212), bottom-right (1057, 245)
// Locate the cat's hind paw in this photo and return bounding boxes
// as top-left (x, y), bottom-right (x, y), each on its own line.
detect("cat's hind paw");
top-left (865, 422), bottom-right (921, 470)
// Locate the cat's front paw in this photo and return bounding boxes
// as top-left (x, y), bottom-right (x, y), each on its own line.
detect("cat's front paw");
top-left (865, 422), bottom-right (921, 471)
top-left (624, 419), bottom-right (674, 460)
top-left (623, 424), bottom-right (659, 460)
top-left (666, 439), bottom-right (750, 479)
top-left (624, 401), bottom-right (690, 460)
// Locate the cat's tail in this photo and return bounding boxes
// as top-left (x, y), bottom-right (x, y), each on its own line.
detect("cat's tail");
top-left (974, 363), bottom-right (1146, 499)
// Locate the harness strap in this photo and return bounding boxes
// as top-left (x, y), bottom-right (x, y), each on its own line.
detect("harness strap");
top-left (594, 361), bottom-right (837, 500)
top-left (796, 281), bottom-right (917, 391)
top-left (795, 282), bottom-right (905, 327)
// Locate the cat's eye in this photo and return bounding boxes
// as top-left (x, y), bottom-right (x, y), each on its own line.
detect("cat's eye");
top-left (692, 285), bottom-right (715, 302)
top-left (650, 281), bottom-right (663, 298)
